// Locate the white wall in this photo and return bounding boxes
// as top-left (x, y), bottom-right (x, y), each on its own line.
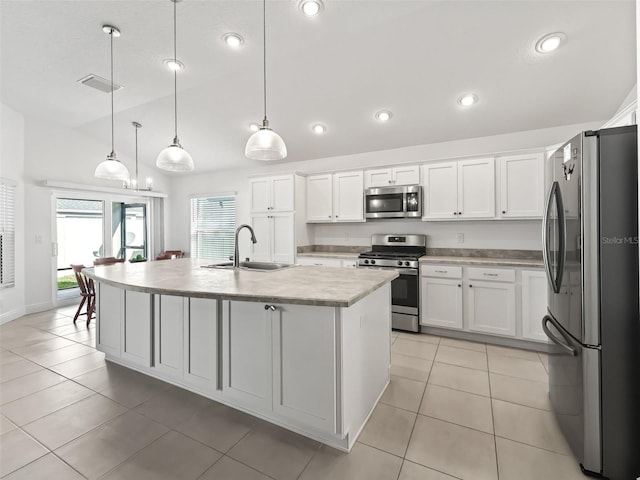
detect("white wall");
top-left (168, 121), bottom-right (602, 254)
top-left (22, 116), bottom-right (172, 313)
top-left (0, 104), bottom-right (26, 323)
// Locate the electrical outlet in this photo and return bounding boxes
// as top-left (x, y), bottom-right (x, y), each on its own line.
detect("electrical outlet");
top-left (457, 233), bottom-right (464, 243)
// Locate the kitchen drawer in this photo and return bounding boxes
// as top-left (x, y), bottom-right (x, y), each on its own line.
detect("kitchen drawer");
top-left (467, 267), bottom-right (515, 282)
top-left (421, 265), bottom-right (462, 279)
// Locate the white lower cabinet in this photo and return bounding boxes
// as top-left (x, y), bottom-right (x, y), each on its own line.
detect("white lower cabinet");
top-left (521, 270), bottom-right (549, 342)
top-left (122, 290), bottom-right (152, 367)
top-left (420, 264), bottom-right (545, 342)
top-left (467, 280), bottom-right (516, 336)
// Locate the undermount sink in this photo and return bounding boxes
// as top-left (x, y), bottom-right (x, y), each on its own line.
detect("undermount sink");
top-left (202, 261), bottom-right (294, 272)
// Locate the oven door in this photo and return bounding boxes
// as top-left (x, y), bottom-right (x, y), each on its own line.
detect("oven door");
top-left (390, 269), bottom-right (418, 315)
top-left (365, 189), bottom-right (405, 218)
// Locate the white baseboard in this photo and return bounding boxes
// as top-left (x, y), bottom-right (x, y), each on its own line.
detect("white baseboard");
top-left (25, 301), bottom-right (55, 315)
top-left (0, 307), bottom-right (26, 325)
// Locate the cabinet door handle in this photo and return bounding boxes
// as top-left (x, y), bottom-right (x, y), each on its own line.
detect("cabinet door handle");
top-left (502, 210), bottom-right (506, 214)
top-left (335, 215), bottom-right (339, 218)
top-left (469, 284), bottom-right (473, 288)
top-left (457, 284), bottom-right (462, 287)
top-left (264, 304), bottom-right (277, 311)
top-left (483, 273), bottom-right (498, 277)
top-left (328, 215), bottom-right (332, 218)
top-left (435, 270), bottom-right (448, 273)
top-left (453, 212), bottom-right (458, 215)
top-left (458, 211), bottom-right (462, 215)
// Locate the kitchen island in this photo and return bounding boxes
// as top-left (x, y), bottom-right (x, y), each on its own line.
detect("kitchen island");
top-left (85, 258), bottom-right (397, 451)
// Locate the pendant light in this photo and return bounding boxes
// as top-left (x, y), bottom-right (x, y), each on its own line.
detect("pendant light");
top-left (245, 0), bottom-right (287, 161)
top-left (124, 121), bottom-right (153, 191)
top-left (156, 0), bottom-right (194, 172)
top-left (95, 25), bottom-right (130, 182)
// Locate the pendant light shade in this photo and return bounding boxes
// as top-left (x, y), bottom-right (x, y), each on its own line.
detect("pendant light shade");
top-left (95, 25), bottom-right (130, 182)
top-left (245, 0), bottom-right (287, 161)
top-left (157, 0), bottom-right (194, 172)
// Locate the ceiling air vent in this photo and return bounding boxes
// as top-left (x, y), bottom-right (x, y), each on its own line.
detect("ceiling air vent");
top-left (77, 74), bottom-right (123, 93)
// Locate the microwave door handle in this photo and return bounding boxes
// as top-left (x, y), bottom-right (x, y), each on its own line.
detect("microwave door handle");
top-left (542, 315), bottom-right (578, 356)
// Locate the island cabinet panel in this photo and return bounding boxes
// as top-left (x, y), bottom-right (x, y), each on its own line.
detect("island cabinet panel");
top-left (154, 295), bottom-right (185, 379)
top-left (272, 304), bottom-right (336, 432)
top-left (183, 298), bottom-right (218, 392)
top-left (121, 290), bottom-right (152, 367)
top-left (97, 284), bottom-right (123, 357)
top-left (222, 301), bottom-right (273, 411)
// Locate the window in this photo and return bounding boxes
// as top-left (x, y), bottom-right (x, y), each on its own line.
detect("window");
top-left (0, 179), bottom-right (16, 288)
top-left (190, 195), bottom-right (236, 260)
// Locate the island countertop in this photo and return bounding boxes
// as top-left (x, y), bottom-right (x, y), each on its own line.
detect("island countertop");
top-left (84, 258), bottom-right (398, 307)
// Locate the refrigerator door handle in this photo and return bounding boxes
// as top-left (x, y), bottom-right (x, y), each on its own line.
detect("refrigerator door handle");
top-left (542, 315), bottom-right (577, 356)
top-left (542, 181), bottom-right (565, 294)
top-left (542, 184), bottom-right (554, 288)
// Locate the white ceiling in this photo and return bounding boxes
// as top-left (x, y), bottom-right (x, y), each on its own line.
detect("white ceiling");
top-left (1, 1), bottom-right (636, 174)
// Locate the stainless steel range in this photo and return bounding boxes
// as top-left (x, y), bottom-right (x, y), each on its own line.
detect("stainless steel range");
top-left (358, 234), bottom-right (426, 332)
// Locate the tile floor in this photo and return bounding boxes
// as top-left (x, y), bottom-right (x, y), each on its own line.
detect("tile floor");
top-left (0, 307), bottom-right (588, 479)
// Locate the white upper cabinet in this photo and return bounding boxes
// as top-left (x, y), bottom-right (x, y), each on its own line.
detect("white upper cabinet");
top-left (497, 153), bottom-right (544, 218)
top-left (306, 171), bottom-right (364, 223)
top-left (250, 212), bottom-right (295, 264)
top-left (306, 174), bottom-right (333, 222)
top-left (365, 165), bottom-right (420, 188)
top-left (250, 174), bottom-right (295, 212)
top-left (422, 158), bottom-right (495, 220)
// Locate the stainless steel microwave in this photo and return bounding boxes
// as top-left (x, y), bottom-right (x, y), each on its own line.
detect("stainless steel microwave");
top-left (365, 185), bottom-right (422, 219)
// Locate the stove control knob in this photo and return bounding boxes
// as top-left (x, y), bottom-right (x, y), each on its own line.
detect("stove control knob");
top-left (397, 260), bottom-right (403, 266)
top-left (405, 261), bottom-right (410, 266)
top-left (370, 260), bottom-right (376, 265)
top-left (364, 259), bottom-right (369, 264)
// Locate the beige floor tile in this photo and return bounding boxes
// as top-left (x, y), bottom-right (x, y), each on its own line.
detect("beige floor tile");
top-left (63, 329), bottom-right (96, 344)
top-left (8, 336), bottom-right (76, 359)
top-left (0, 349), bottom-right (24, 366)
top-left (0, 380), bottom-right (94, 426)
top-left (496, 437), bottom-right (585, 480)
top-left (538, 352), bottom-right (549, 372)
top-left (391, 354), bottom-right (432, 382)
top-left (27, 343), bottom-right (95, 367)
top-left (55, 410), bottom-right (169, 479)
top-left (487, 345), bottom-right (541, 361)
top-left (397, 332), bottom-right (440, 345)
top-left (100, 430), bottom-right (222, 480)
top-left (0, 358), bottom-right (44, 383)
top-left (3, 453), bottom-right (85, 480)
top-left (359, 402), bottom-right (417, 457)
top-left (134, 386), bottom-right (214, 429)
top-left (0, 327), bottom-right (59, 349)
top-left (489, 373), bottom-right (550, 411)
top-left (45, 323), bottom-right (90, 336)
top-left (439, 337), bottom-right (486, 352)
top-left (71, 362), bottom-right (139, 391)
top-left (435, 345), bottom-right (488, 371)
top-left (48, 351), bottom-right (105, 378)
top-left (492, 399), bottom-right (572, 455)
top-left (0, 369), bottom-right (66, 405)
top-left (0, 413), bottom-right (18, 434)
top-left (175, 402), bottom-right (253, 453)
top-left (228, 422), bottom-right (320, 480)
top-left (0, 428), bottom-right (49, 477)
top-left (419, 384), bottom-right (493, 434)
top-left (21, 315), bottom-right (72, 330)
top-left (199, 456), bottom-right (271, 480)
top-left (406, 416), bottom-right (497, 480)
top-left (398, 460), bottom-right (459, 480)
top-left (392, 339), bottom-right (438, 360)
top-left (299, 442), bottom-right (402, 480)
top-left (380, 375), bottom-right (426, 412)
top-left (22, 393), bottom-right (127, 450)
top-left (428, 362), bottom-right (490, 397)
top-left (488, 355), bottom-right (547, 382)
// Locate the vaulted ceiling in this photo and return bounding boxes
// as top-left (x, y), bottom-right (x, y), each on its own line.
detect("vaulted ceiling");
top-left (1, 1), bottom-right (636, 173)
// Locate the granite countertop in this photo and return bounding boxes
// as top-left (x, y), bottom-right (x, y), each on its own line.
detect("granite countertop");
top-left (419, 256), bottom-right (544, 268)
top-left (84, 258), bottom-right (397, 308)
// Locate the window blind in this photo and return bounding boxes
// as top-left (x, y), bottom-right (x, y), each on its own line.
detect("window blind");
top-left (0, 180), bottom-right (16, 288)
top-left (190, 195), bottom-right (236, 260)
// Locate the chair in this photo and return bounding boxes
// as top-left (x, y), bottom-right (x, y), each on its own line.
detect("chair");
top-left (71, 264), bottom-right (95, 326)
top-left (155, 250), bottom-right (185, 260)
top-left (93, 257), bottom-right (125, 266)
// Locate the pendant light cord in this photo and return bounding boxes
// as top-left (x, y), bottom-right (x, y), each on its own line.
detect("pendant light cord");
top-left (110, 29), bottom-right (115, 155)
top-left (263, 0), bottom-right (267, 122)
top-left (173, 0), bottom-right (178, 140)
top-left (135, 124), bottom-right (139, 190)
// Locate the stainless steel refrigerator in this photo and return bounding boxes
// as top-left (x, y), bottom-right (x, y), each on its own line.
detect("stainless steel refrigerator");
top-left (542, 125), bottom-right (639, 480)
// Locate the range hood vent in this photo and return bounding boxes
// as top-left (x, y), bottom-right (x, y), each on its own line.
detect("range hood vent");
top-left (77, 74), bottom-right (123, 93)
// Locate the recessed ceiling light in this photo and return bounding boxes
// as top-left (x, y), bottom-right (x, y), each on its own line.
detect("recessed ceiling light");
top-left (375, 110), bottom-right (392, 122)
top-left (223, 33), bottom-right (244, 48)
top-left (102, 25), bottom-right (120, 37)
top-left (299, 0), bottom-right (324, 17)
top-left (312, 124), bottom-right (326, 134)
top-left (163, 58), bottom-right (185, 71)
top-left (249, 122), bottom-right (260, 132)
top-left (535, 32), bottom-right (566, 53)
top-left (457, 93), bottom-right (478, 107)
